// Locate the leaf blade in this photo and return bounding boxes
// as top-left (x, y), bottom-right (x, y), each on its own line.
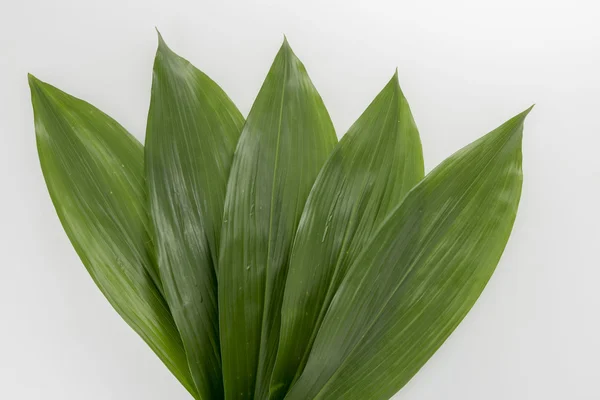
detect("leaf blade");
top-left (286, 108), bottom-right (529, 400)
top-left (144, 34), bottom-right (245, 400)
top-left (29, 75), bottom-right (197, 397)
top-left (218, 39), bottom-right (338, 400)
top-left (271, 72), bottom-right (424, 398)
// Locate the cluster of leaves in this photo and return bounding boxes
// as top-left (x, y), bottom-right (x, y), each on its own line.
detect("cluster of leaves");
top-left (29, 33), bottom-right (529, 400)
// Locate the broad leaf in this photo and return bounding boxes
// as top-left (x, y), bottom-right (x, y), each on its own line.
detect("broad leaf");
top-left (285, 107), bottom-right (530, 400)
top-left (271, 72), bottom-right (424, 398)
top-left (218, 38), bottom-right (338, 400)
top-left (145, 34), bottom-right (244, 399)
top-left (28, 75), bottom-right (197, 397)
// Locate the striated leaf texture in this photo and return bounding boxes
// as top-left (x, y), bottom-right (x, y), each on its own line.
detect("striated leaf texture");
top-left (270, 72), bottom-right (424, 398)
top-left (28, 75), bottom-right (197, 397)
top-left (145, 34), bottom-right (244, 400)
top-left (218, 38), bottom-right (338, 400)
top-left (285, 107), bottom-right (530, 400)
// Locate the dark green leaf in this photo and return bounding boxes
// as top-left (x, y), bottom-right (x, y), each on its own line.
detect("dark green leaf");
top-left (145, 34), bottom-right (244, 400)
top-left (271, 72), bottom-right (424, 398)
top-left (285, 107), bottom-right (530, 400)
top-left (28, 75), bottom-right (197, 397)
top-left (218, 38), bottom-right (338, 400)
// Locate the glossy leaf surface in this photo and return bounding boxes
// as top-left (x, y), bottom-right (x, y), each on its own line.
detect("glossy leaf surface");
top-left (145, 34), bottom-right (244, 399)
top-left (218, 39), bottom-right (338, 400)
top-left (29, 75), bottom-right (197, 397)
top-left (271, 72), bottom-right (424, 398)
top-left (285, 108), bottom-right (530, 400)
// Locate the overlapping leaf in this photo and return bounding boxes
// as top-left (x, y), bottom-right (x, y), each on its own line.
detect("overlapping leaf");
top-left (270, 72), bottom-right (424, 398)
top-left (30, 34), bottom-right (529, 400)
top-left (285, 108), bottom-right (530, 400)
top-left (28, 76), bottom-right (197, 397)
top-left (145, 34), bottom-right (244, 400)
top-left (218, 39), bottom-right (338, 400)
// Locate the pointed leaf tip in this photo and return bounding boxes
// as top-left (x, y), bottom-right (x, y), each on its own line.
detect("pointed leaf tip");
top-left (28, 75), bottom-right (56, 103)
top-left (280, 35), bottom-right (296, 58)
top-left (27, 73), bottom-right (38, 86)
top-left (484, 106), bottom-right (533, 146)
top-left (508, 105), bottom-right (534, 133)
top-left (155, 29), bottom-right (171, 54)
top-left (511, 105), bottom-right (534, 122)
top-left (384, 69), bottom-right (403, 96)
top-left (27, 74), bottom-right (47, 92)
top-left (523, 104), bottom-right (535, 117)
top-left (389, 69), bottom-right (401, 90)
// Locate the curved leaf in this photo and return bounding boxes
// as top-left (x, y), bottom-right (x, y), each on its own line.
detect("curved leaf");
top-left (145, 34), bottom-right (244, 400)
top-left (28, 75), bottom-right (197, 397)
top-left (271, 72), bottom-right (424, 398)
top-left (286, 107), bottom-right (530, 400)
top-left (218, 38), bottom-right (338, 400)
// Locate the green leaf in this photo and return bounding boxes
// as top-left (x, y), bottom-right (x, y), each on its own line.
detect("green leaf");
top-left (144, 33), bottom-right (244, 400)
top-left (218, 38), bottom-right (338, 400)
top-left (28, 75), bottom-right (197, 397)
top-left (271, 72), bottom-right (424, 398)
top-left (285, 107), bottom-right (530, 400)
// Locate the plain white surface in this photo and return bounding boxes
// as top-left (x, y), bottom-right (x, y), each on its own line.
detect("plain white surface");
top-left (1, 0), bottom-right (599, 398)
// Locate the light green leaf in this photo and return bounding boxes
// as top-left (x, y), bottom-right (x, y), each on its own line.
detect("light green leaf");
top-left (145, 34), bottom-right (244, 400)
top-left (28, 75), bottom-right (197, 397)
top-left (218, 38), bottom-right (338, 400)
top-left (271, 72), bottom-right (424, 398)
top-left (285, 107), bottom-right (530, 400)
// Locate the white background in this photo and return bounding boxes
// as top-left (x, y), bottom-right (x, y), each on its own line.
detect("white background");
top-left (1, 0), bottom-right (599, 399)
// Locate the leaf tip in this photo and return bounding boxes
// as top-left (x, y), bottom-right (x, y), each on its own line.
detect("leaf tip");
top-left (522, 104), bottom-right (535, 117)
top-left (385, 68), bottom-right (404, 98)
top-left (28, 73), bottom-right (43, 88)
top-left (489, 105), bottom-right (534, 146)
top-left (389, 68), bottom-right (401, 87)
top-left (155, 29), bottom-right (171, 54)
top-left (513, 104), bottom-right (535, 126)
top-left (280, 34), bottom-right (296, 58)
top-left (27, 73), bottom-right (48, 98)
